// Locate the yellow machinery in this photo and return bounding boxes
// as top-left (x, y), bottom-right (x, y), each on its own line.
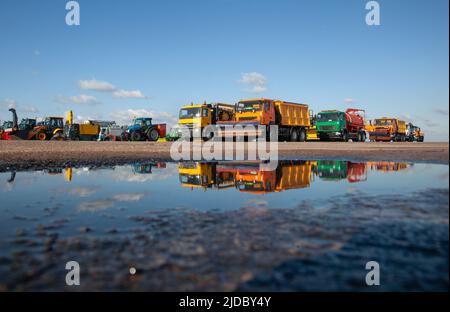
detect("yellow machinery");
top-left (65, 110), bottom-right (100, 141)
top-left (178, 103), bottom-right (234, 140)
top-left (178, 162), bottom-right (216, 190)
top-left (366, 117), bottom-right (407, 142)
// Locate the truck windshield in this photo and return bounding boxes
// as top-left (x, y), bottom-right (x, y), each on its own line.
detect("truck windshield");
top-left (374, 119), bottom-right (392, 126)
top-left (236, 101), bottom-right (262, 112)
top-left (179, 108), bottom-right (201, 119)
top-left (317, 113), bottom-right (341, 122)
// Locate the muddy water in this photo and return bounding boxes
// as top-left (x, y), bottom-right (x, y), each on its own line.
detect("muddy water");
top-left (0, 160), bottom-right (448, 291)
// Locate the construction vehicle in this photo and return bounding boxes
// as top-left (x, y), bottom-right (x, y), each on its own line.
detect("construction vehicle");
top-left (178, 162), bottom-right (218, 190)
top-left (315, 160), bottom-right (367, 183)
top-left (367, 118), bottom-right (407, 142)
top-left (178, 160), bottom-right (314, 193)
top-left (316, 109), bottom-right (366, 142)
top-left (64, 111), bottom-right (101, 141)
top-left (367, 162), bottom-right (412, 172)
top-left (218, 98), bottom-right (311, 141)
top-left (178, 102), bottom-right (234, 140)
top-left (231, 160), bottom-right (313, 194)
top-left (406, 123), bottom-right (424, 142)
top-left (30, 116), bottom-right (65, 140)
top-left (126, 117), bottom-right (166, 141)
top-left (1, 108), bottom-right (40, 140)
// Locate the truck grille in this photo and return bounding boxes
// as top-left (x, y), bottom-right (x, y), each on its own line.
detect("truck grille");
top-left (238, 117), bottom-right (257, 121)
top-left (319, 125), bottom-right (335, 131)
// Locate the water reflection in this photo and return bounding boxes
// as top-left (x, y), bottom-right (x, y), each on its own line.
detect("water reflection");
top-left (4, 160), bottom-right (414, 194)
top-left (0, 160), bottom-right (447, 291)
top-left (177, 160), bottom-right (413, 193)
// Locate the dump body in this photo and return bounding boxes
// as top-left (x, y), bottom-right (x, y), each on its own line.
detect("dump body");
top-left (316, 109), bottom-right (366, 141)
top-left (368, 118), bottom-right (407, 141)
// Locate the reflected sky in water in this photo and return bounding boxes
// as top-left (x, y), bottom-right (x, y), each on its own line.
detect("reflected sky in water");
top-left (0, 160), bottom-right (448, 241)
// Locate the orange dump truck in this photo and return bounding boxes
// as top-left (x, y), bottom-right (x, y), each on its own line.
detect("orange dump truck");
top-left (178, 161), bottom-right (313, 193)
top-left (219, 98), bottom-right (311, 141)
top-left (366, 117), bottom-right (407, 142)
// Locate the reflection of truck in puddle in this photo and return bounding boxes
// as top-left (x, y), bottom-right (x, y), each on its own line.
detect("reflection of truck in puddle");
top-left (367, 162), bottom-right (412, 172)
top-left (178, 161), bottom-right (314, 193)
top-left (314, 160), bottom-right (367, 183)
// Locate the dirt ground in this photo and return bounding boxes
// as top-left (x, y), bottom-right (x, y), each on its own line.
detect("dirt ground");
top-left (0, 141), bottom-right (448, 170)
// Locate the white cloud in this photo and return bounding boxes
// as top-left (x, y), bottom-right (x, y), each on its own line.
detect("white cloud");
top-left (344, 98), bottom-right (356, 104)
top-left (78, 79), bottom-right (116, 91)
top-left (77, 199), bottom-right (115, 212)
top-left (238, 72), bottom-right (268, 93)
top-left (0, 98), bottom-right (17, 109)
top-left (110, 108), bottom-right (178, 126)
top-left (22, 106), bottom-right (40, 114)
top-left (55, 94), bottom-right (101, 105)
top-left (110, 165), bottom-right (177, 183)
top-left (434, 107), bottom-right (449, 116)
top-left (112, 193), bottom-right (145, 202)
top-left (113, 89), bottom-right (147, 99)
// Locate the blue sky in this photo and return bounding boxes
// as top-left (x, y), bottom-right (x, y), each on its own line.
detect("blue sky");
top-left (0, 0), bottom-right (448, 140)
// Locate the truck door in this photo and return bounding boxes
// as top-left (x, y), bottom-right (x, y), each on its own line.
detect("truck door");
top-left (263, 100), bottom-right (275, 125)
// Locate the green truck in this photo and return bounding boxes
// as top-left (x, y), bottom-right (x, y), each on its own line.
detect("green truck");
top-left (316, 109), bottom-right (366, 142)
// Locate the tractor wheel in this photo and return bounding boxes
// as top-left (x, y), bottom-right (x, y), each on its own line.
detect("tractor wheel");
top-left (148, 128), bottom-right (160, 141)
top-left (36, 132), bottom-right (47, 141)
top-left (51, 132), bottom-right (64, 141)
top-left (131, 131), bottom-right (141, 141)
top-left (290, 128), bottom-right (299, 142)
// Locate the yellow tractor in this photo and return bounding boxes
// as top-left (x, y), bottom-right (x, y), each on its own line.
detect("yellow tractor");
top-left (32, 116), bottom-right (65, 140)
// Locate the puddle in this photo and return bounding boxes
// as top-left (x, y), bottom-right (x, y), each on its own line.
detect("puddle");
top-left (0, 160), bottom-right (448, 291)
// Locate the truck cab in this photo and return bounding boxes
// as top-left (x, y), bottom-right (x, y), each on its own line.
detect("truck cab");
top-left (178, 103), bottom-right (234, 140)
top-left (316, 109), bottom-right (366, 142)
top-left (369, 118), bottom-right (406, 142)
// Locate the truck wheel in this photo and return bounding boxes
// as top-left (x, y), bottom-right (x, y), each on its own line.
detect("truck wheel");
top-left (148, 129), bottom-right (160, 141)
top-left (299, 129), bottom-right (306, 142)
top-left (290, 128), bottom-right (299, 142)
top-left (341, 131), bottom-right (349, 142)
top-left (131, 131), bottom-right (141, 141)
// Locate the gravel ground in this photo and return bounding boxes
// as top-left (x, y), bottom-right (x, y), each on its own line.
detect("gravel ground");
top-left (0, 141), bottom-right (448, 171)
top-left (0, 189), bottom-right (447, 291)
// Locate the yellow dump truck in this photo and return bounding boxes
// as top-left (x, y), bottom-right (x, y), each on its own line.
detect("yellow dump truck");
top-left (178, 102), bottom-right (234, 140)
top-left (64, 110), bottom-right (100, 141)
top-left (366, 117), bottom-right (407, 142)
top-left (219, 98), bottom-right (312, 141)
